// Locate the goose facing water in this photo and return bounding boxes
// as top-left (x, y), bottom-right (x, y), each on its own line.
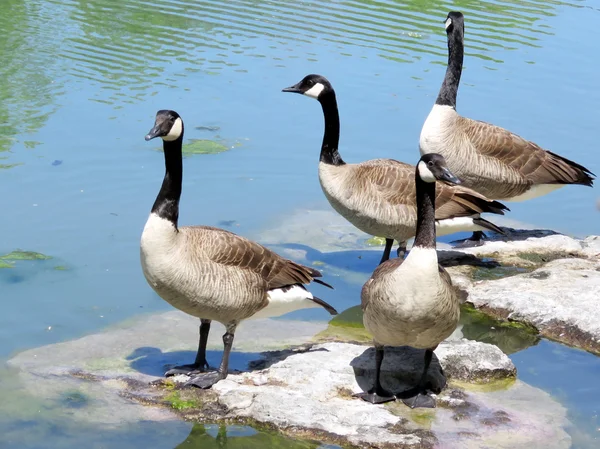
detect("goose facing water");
top-left (141, 110), bottom-right (336, 389)
top-left (357, 153), bottom-right (462, 408)
top-left (283, 74), bottom-right (508, 263)
top-left (420, 11), bottom-right (595, 203)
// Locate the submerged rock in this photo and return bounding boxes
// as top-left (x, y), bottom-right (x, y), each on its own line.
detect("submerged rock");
top-left (7, 311), bottom-right (569, 448)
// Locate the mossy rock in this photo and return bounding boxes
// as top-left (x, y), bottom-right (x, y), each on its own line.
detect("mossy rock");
top-left (470, 264), bottom-right (530, 281)
top-left (516, 251), bottom-right (581, 265)
top-left (0, 250), bottom-right (52, 261)
top-left (164, 390), bottom-right (202, 411)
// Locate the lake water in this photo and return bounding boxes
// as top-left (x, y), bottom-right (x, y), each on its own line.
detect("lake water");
top-left (1, 0), bottom-right (598, 447)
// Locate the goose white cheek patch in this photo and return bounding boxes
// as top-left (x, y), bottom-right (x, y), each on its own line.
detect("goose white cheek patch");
top-left (304, 83), bottom-right (325, 99)
top-left (418, 161), bottom-right (437, 183)
top-left (163, 117), bottom-right (183, 141)
top-left (444, 18), bottom-right (452, 30)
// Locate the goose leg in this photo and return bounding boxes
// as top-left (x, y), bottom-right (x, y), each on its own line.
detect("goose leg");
top-left (452, 231), bottom-right (487, 248)
top-left (396, 240), bottom-right (407, 259)
top-left (379, 239), bottom-right (394, 265)
top-left (165, 319), bottom-right (211, 376)
top-left (185, 323), bottom-right (237, 389)
top-left (354, 346), bottom-right (395, 404)
top-left (399, 349), bottom-right (437, 409)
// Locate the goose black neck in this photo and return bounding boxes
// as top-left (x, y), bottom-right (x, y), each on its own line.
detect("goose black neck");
top-left (436, 27), bottom-right (464, 108)
top-left (413, 172), bottom-right (436, 249)
top-left (152, 137), bottom-right (183, 227)
top-left (318, 91), bottom-right (345, 166)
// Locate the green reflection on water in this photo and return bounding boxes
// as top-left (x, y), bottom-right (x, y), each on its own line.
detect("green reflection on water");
top-left (325, 303), bottom-right (539, 354)
top-left (175, 424), bottom-right (323, 448)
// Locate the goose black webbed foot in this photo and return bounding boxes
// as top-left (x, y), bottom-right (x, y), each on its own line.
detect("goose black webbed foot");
top-left (400, 391), bottom-right (436, 409)
top-left (165, 360), bottom-right (210, 377)
top-left (354, 388), bottom-right (396, 404)
top-left (452, 231), bottom-right (487, 248)
top-left (184, 371), bottom-right (226, 389)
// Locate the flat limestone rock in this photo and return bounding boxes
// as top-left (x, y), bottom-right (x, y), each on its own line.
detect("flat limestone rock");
top-left (6, 311), bottom-right (569, 448)
top-left (466, 258), bottom-right (600, 353)
top-left (210, 341), bottom-right (568, 449)
top-left (6, 311), bottom-right (328, 426)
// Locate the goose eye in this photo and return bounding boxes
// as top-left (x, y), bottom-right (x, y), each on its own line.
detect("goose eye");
top-left (427, 161), bottom-right (434, 167)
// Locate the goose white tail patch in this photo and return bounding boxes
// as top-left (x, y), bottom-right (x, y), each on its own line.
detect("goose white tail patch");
top-left (503, 184), bottom-right (563, 202)
top-left (251, 285), bottom-right (318, 319)
top-left (435, 216), bottom-right (484, 236)
top-left (304, 83), bottom-right (325, 99)
top-left (163, 117), bottom-right (183, 141)
top-left (418, 161), bottom-right (436, 183)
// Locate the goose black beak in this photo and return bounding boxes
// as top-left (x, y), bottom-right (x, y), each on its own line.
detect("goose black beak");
top-left (282, 83), bottom-right (303, 94)
top-left (440, 167), bottom-right (461, 185)
top-left (145, 125), bottom-right (162, 141)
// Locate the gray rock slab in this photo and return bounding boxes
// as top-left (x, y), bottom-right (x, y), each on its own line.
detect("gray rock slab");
top-left (6, 311), bottom-right (328, 425)
top-left (210, 341), bottom-right (569, 449)
top-left (6, 311), bottom-right (570, 448)
top-left (466, 258), bottom-right (600, 353)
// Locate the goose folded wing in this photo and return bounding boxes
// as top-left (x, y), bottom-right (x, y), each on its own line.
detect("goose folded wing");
top-left (352, 159), bottom-right (417, 207)
top-left (459, 117), bottom-right (594, 185)
top-left (203, 227), bottom-right (323, 290)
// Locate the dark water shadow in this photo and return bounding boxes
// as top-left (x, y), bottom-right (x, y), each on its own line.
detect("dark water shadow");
top-left (273, 242), bottom-right (503, 274)
top-left (483, 228), bottom-right (561, 242)
top-left (270, 242), bottom-right (383, 274)
top-left (125, 347), bottom-right (259, 376)
top-left (126, 345), bottom-right (329, 378)
top-left (351, 346), bottom-right (445, 397)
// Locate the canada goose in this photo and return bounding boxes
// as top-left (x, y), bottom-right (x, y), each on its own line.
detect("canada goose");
top-left (141, 110), bottom-right (336, 389)
top-left (357, 153), bottom-right (462, 408)
top-left (282, 74), bottom-right (508, 264)
top-left (420, 11), bottom-right (594, 203)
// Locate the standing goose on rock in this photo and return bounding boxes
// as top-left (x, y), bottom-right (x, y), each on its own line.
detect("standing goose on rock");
top-left (141, 109), bottom-right (336, 389)
top-left (358, 153), bottom-right (462, 408)
top-left (283, 74), bottom-right (508, 263)
top-left (420, 11), bottom-right (594, 243)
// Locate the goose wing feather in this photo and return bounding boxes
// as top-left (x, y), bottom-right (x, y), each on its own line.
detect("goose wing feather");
top-left (190, 226), bottom-right (325, 290)
top-left (348, 159), bottom-right (507, 218)
top-left (459, 117), bottom-right (595, 186)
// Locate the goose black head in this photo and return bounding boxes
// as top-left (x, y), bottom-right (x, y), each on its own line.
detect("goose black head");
top-left (444, 11), bottom-right (464, 34)
top-left (282, 74), bottom-right (333, 100)
top-left (145, 110), bottom-right (184, 142)
top-left (417, 153), bottom-right (461, 185)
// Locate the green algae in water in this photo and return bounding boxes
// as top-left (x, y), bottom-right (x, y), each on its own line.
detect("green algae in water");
top-left (0, 260), bottom-right (14, 269)
top-left (175, 423), bottom-right (324, 448)
top-left (183, 139), bottom-right (229, 155)
top-left (315, 305), bottom-right (372, 343)
top-left (365, 236), bottom-right (387, 246)
top-left (157, 139), bottom-right (230, 156)
top-left (318, 304), bottom-right (539, 354)
top-left (0, 250), bottom-right (52, 261)
top-left (460, 304), bottom-right (539, 355)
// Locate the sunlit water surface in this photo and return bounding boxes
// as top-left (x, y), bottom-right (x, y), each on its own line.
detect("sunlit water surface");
top-left (1, 0), bottom-right (598, 447)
